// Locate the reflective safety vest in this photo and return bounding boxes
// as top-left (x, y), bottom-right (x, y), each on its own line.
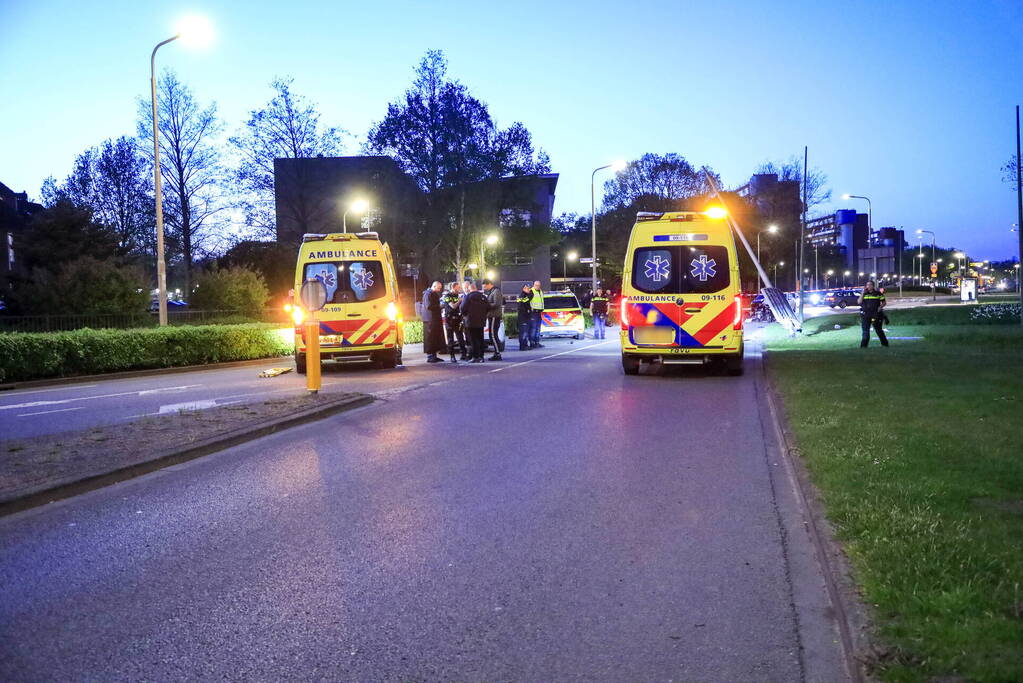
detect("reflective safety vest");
top-left (530, 288), bottom-right (544, 311)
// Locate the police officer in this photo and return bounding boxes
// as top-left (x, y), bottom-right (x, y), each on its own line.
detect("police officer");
top-left (590, 287), bottom-right (609, 339)
top-left (442, 281), bottom-right (467, 362)
top-left (516, 284), bottom-right (533, 350)
top-left (460, 281), bottom-right (489, 362)
top-left (529, 280), bottom-right (545, 349)
top-left (482, 279), bottom-right (504, 361)
top-left (857, 280), bottom-right (889, 348)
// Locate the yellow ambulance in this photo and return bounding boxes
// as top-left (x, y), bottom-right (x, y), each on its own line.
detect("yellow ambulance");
top-left (291, 232), bottom-right (403, 372)
top-left (619, 208), bottom-right (744, 375)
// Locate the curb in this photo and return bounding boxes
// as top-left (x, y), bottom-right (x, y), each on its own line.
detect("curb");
top-left (0, 392), bottom-right (374, 518)
top-left (0, 356), bottom-right (293, 392)
top-left (759, 352), bottom-right (870, 683)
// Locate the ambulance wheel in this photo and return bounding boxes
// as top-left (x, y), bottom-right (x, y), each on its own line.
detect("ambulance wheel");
top-left (838, 301), bottom-right (848, 309)
top-left (295, 352), bottom-right (307, 375)
top-left (375, 349), bottom-right (399, 369)
top-left (726, 356), bottom-right (744, 376)
top-left (622, 354), bottom-right (640, 375)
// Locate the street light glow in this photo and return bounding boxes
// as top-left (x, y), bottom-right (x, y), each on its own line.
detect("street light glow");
top-left (175, 14), bottom-right (214, 49)
top-left (349, 199), bottom-right (369, 214)
top-left (485, 233), bottom-right (499, 246)
top-left (567, 251), bottom-right (578, 261)
top-left (611, 159), bottom-right (627, 172)
top-left (842, 193), bottom-right (851, 200)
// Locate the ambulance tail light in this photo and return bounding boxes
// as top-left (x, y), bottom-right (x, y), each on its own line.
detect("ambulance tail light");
top-left (620, 297), bottom-right (630, 329)
top-left (385, 301), bottom-right (399, 321)
top-left (292, 306), bottom-right (305, 325)
top-left (733, 295), bottom-right (743, 330)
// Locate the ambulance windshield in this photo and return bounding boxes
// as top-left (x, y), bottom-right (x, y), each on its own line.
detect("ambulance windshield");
top-left (303, 260), bottom-right (386, 303)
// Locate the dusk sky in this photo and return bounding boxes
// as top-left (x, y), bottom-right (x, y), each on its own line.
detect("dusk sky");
top-left (2, 0), bottom-right (1021, 259)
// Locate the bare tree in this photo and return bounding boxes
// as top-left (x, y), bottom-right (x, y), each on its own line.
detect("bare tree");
top-left (40, 137), bottom-right (155, 259)
top-left (756, 157), bottom-right (831, 210)
top-left (229, 77), bottom-right (347, 238)
top-left (137, 70), bottom-right (225, 293)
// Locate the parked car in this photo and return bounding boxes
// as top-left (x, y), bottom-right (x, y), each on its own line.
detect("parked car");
top-left (824, 288), bottom-right (862, 308)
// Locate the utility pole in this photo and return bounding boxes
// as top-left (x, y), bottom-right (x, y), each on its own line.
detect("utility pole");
top-left (1016, 105), bottom-right (1023, 323)
top-left (798, 146), bottom-right (807, 323)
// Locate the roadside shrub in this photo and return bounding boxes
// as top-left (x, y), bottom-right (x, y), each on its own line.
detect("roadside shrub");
top-left (403, 319), bottom-right (423, 344)
top-left (0, 323), bottom-right (292, 383)
top-left (188, 265), bottom-right (269, 317)
top-left (969, 303), bottom-right (1020, 323)
top-left (8, 256), bottom-right (148, 315)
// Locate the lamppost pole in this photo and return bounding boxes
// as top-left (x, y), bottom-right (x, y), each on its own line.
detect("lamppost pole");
top-left (756, 225), bottom-right (777, 292)
top-left (1016, 105), bottom-right (1023, 322)
top-left (591, 161), bottom-right (625, 293)
top-left (917, 229), bottom-right (936, 300)
top-left (151, 35), bottom-right (179, 326)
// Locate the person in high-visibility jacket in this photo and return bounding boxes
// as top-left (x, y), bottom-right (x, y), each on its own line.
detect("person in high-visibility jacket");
top-left (590, 288), bottom-right (609, 339)
top-left (529, 280), bottom-right (545, 349)
top-left (857, 280), bottom-right (889, 348)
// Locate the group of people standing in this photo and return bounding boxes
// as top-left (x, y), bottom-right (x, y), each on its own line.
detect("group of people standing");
top-left (422, 280), bottom-right (506, 363)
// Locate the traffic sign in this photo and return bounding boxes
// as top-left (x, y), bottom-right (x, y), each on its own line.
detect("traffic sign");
top-left (579, 257), bottom-right (596, 263)
top-left (930, 262), bottom-right (938, 276)
top-left (300, 279), bottom-right (328, 311)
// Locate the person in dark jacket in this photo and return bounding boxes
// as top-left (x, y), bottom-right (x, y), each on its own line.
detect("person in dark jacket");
top-left (460, 282), bottom-right (490, 362)
top-left (516, 284), bottom-right (533, 351)
top-left (442, 282), bottom-right (467, 362)
top-left (529, 280), bottom-right (545, 348)
top-left (857, 280), bottom-right (889, 348)
top-left (590, 287), bottom-right (609, 339)
top-left (482, 279), bottom-right (504, 361)
top-left (421, 281), bottom-right (445, 363)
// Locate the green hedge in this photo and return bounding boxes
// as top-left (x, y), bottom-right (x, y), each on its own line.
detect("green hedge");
top-left (0, 323), bottom-right (293, 383)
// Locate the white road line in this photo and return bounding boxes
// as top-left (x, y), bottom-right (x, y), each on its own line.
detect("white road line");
top-left (488, 340), bottom-right (614, 374)
top-left (0, 384), bottom-right (204, 411)
top-left (16, 406), bottom-right (85, 417)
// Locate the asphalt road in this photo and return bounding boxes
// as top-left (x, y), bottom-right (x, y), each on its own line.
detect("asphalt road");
top-left (0, 341), bottom-right (484, 441)
top-left (0, 334), bottom-right (847, 681)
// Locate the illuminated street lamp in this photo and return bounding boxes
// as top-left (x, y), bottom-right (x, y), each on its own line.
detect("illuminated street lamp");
top-left (756, 224), bottom-right (778, 290)
top-left (562, 250), bottom-right (578, 279)
top-left (150, 14), bottom-right (214, 326)
top-left (773, 261), bottom-right (784, 284)
top-left (343, 198), bottom-right (369, 232)
top-left (842, 193), bottom-right (872, 231)
top-left (480, 232), bottom-right (500, 277)
top-left (591, 160), bottom-right (627, 291)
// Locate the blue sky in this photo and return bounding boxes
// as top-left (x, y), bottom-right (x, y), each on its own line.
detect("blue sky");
top-left (2, 0), bottom-right (1021, 259)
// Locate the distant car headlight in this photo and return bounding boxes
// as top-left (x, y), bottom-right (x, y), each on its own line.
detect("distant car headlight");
top-left (810, 294), bottom-right (821, 304)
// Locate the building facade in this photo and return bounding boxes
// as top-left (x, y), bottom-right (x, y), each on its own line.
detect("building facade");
top-left (0, 181), bottom-right (44, 294)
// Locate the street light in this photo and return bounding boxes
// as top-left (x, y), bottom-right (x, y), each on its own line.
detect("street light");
top-left (591, 159), bottom-right (626, 291)
top-left (842, 193), bottom-right (872, 232)
top-left (480, 232), bottom-right (500, 277)
top-left (343, 198), bottom-right (368, 232)
top-left (773, 261), bottom-right (784, 284)
top-left (150, 14), bottom-right (214, 326)
top-left (562, 250), bottom-right (578, 279)
top-left (757, 225), bottom-right (778, 290)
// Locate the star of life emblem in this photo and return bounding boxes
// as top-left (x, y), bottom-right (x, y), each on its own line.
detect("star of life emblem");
top-left (314, 269), bottom-right (336, 289)
top-left (690, 255), bottom-right (717, 281)
top-left (644, 255), bottom-right (671, 282)
top-left (351, 269), bottom-right (375, 290)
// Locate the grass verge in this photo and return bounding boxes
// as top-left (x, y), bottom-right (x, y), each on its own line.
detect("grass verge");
top-left (764, 306), bottom-right (1023, 682)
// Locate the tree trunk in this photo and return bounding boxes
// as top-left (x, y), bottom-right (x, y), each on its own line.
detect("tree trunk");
top-left (181, 196), bottom-right (192, 296)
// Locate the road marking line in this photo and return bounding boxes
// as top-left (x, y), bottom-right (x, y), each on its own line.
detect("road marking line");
top-left (16, 406), bottom-right (85, 417)
top-left (0, 384), bottom-right (204, 411)
top-left (487, 340), bottom-right (614, 373)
